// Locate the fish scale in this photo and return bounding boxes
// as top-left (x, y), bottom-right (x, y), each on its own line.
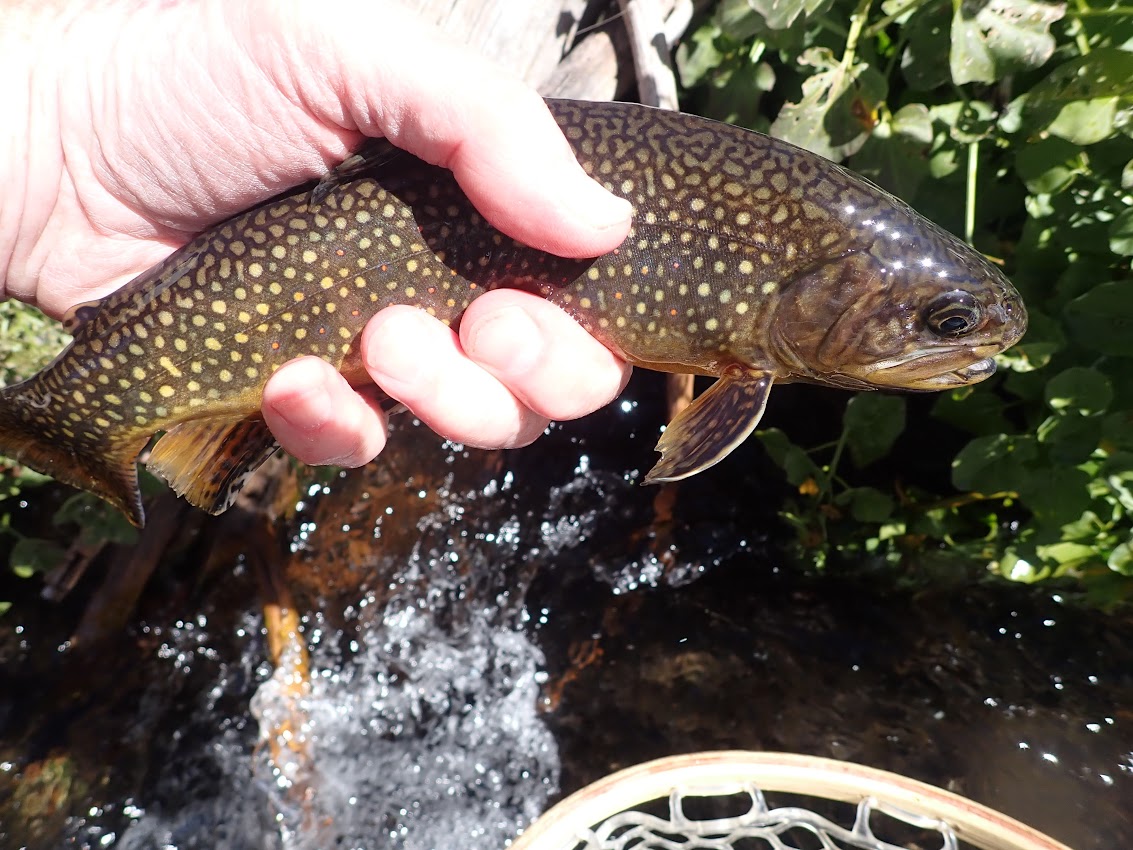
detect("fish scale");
top-left (0, 99), bottom-right (1026, 527)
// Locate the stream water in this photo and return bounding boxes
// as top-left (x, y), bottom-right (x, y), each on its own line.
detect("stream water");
top-left (0, 373), bottom-right (1130, 849)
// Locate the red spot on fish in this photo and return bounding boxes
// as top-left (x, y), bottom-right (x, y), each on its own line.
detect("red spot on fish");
top-left (336, 248), bottom-right (345, 257)
top-left (612, 248), bottom-right (620, 255)
top-left (351, 309), bottom-right (360, 317)
top-left (318, 327), bottom-right (326, 335)
top-left (614, 292), bottom-right (623, 300)
top-left (469, 283), bottom-right (477, 289)
top-left (271, 342), bottom-right (280, 350)
top-left (672, 261), bottom-right (680, 269)
top-left (428, 287), bottom-right (436, 294)
top-left (381, 264), bottom-right (388, 272)
top-left (670, 308), bottom-right (678, 316)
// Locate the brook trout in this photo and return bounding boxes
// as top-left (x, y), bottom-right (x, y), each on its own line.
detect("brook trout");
top-left (0, 100), bottom-right (1026, 527)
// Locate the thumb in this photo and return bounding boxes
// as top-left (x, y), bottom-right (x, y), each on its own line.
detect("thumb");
top-left (241, 0), bottom-right (632, 258)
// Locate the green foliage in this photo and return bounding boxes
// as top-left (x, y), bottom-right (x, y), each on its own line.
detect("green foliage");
top-left (0, 301), bottom-right (90, 596)
top-left (680, 0), bottom-right (1133, 598)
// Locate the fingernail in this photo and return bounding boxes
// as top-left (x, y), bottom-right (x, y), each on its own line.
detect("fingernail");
top-left (364, 309), bottom-right (429, 389)
top-left (270, 381), bottom-right (331, 431)
top-left (464, 304), bottom-right (543, 375)
top-left (563, 172), bottom-right (633, 233)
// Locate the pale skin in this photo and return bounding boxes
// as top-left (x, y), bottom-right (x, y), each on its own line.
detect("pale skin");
top-left (0, 0), bottom-right (633, 468)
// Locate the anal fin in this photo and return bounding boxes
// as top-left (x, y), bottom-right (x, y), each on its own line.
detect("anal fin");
top-left (146, 417), bottom-right (280, 515)
top-left (644, 370), bottom-right (773, 484)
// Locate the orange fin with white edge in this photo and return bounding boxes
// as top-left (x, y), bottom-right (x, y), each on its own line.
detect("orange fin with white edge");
top-left (146, 417), bottom-right (279, 515)
top-left (643, 370), bottom-right (773, 484)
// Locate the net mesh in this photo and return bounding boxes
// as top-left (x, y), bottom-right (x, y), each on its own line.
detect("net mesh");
top-left (564, 787), bottom-right (960, 850)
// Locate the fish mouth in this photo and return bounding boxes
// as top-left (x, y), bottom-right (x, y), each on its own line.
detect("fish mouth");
top-left (897, 356), bottom-right (997, 390)
top-left (860, 346), bottom-right (1001, 390)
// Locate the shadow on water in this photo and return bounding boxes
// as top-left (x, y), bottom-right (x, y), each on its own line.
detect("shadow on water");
top-left (0, 371), bottom-right (1130, 849)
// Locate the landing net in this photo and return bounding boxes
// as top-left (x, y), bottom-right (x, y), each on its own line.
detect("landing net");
top-left (509, 752), bottom-right (1071, 850)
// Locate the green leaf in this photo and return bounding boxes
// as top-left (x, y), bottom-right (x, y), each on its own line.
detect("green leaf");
top-left (1036, 540), bottom-right (1097, 566)
top-left (715, 0), bottom-right (767, 39)
top-left (952, 434), bottom-right (1036, 492)
top-left (932, 100), bottom-right (999, 144)
top-left (994, 307), bottom-right (1064, 373)
top-left (901, 3), bottom-right (954, 91)
top-left (54, 492), bottom-right (139, 547)
top-left (845, 487), bottom-right (896, 523)
top-left (1110, 207), bottom-right (1133, 256)
top-left (675, 24), bottom-right (725, 89)
top-left (1102, 411), bottom-right (1133, 452)
top-left (933, 386), bottom-right (1012, 435)
top-left (9, 536), bottom-right (65, 578)
top-left (843, 394), bottom-right (906, 468)
top-left (756, 428), bottom-right (822, 486)
top-left (1036, 413), bottom-right (1102, 464)
top-left (1015, 136), bottom-right (1086, 194)
top-left (770, 48), bottom-right (887, 160)
top-left (950, 0), bottom-right (1063, 86)
top-left (850, 104), bottom-right (934, 198)
top-left (744, 0), bottom-right (833, 30)
top-left (1123, 159), bottom-right (1133, 191)
top-left (1022, 48), bottom-right (1133, 145)
top-left (1108, 540), bottom-right (1133, 575)
top-left (1045, 366), bottom-right (1114, 414)
top-left (1018, 465), bottom-right (1093, 526)
top-left (1064, 281), bottom-right (1133, 356)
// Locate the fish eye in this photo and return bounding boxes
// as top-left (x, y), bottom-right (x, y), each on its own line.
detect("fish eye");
top-left (925, 290), bottom-right (983, 338)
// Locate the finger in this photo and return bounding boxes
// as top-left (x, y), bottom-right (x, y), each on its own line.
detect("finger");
top-left (459, 290), bottom-right (632, 421)
top-left (361, 305), bottom-right (550, 449)
top-left (261, 356), bottom-right (388, 467)
top-left (249, 1), bottom-right (633, 257)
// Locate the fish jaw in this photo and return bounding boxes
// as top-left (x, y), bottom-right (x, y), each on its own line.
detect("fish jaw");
top-left (848, 344), bottom-right (1003, 390)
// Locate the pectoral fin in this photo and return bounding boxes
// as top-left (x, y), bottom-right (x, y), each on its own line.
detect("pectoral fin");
top-left (147, 417), bottom-right (280, 515)
top-left (311, 138), bottom-right (405, 205)
top-left (644, 371), bottom-right (773, 484)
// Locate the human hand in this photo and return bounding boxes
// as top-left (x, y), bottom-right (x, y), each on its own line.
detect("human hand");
top-left (2, 0), bottom-right (633, 466)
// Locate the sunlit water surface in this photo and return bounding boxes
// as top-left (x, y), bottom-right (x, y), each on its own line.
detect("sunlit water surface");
top-left (0, 377), bottom-right (1129, 849)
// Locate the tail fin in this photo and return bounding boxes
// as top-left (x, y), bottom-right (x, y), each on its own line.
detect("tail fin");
top-left (0, 385), bottom-right (148, 527)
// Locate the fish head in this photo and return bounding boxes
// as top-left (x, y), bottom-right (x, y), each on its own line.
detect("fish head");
top-left (767, 215), bottom-right (1027, 391)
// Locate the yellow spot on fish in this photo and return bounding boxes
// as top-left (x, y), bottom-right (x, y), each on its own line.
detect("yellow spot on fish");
top-left (205, 338), bottom-right (222, 351)
top-left (697, 282), bottom-right (711, 298)
top-left (159, 357), bottom-right (182, 377)
top-left (159, 385), bottom-right (175, 398)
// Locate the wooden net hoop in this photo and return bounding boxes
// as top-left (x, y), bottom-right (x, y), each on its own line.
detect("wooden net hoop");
top-left (510, 751), bottom-right (1073, 850)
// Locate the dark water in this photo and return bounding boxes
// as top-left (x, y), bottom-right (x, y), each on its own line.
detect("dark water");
top-left (0, 373), bottom-right (1130, 849)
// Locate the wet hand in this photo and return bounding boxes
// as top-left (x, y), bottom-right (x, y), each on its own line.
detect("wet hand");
top-left (3, 0), bottom-right (632, 467)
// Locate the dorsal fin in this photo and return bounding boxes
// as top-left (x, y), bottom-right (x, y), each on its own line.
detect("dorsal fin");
top-left (146, 416), bottom-right (279, 515)
top-left (643, 370), bottom-right (773, 484)
top-left (311, 138), bottom-right (405, 205)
